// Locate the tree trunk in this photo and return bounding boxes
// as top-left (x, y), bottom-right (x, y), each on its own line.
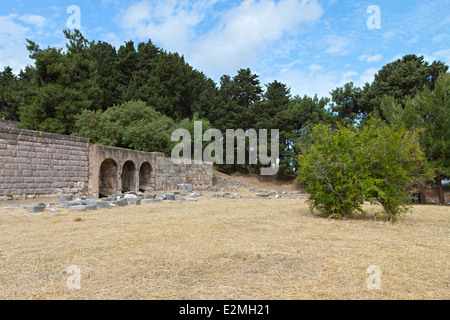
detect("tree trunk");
top-left (436, 173), bottom-right (445, 205)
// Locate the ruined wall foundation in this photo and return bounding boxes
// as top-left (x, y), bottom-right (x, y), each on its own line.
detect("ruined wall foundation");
top-left (0, 121), bottom-right (213, 199)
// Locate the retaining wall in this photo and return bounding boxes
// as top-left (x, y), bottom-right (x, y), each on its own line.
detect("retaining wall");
top-left (0, 126), bottom-right (90, 199)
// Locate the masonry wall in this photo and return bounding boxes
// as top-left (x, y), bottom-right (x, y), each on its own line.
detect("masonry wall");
top-left (0, 126), bottom-right (90, 199)
top-left (88, 144), bottom-right (164, 197)
top-left (155, 157), bottom-right (213, 190)
top-left (0, 121), bottom-right (214, 199)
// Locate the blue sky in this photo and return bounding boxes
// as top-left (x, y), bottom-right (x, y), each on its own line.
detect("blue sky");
top-left (1, 0), bottom-right (449, 99)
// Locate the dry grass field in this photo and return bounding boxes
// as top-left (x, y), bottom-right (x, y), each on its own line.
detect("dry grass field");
top-left (0, 193), bottom-right (448, 300)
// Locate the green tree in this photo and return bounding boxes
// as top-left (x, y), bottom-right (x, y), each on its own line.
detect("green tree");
top-left (74, 100), bottom-right (175, 155)
top-left (18, 30), bottom-right (101, 134)
top-left (370, 54), bottom-right (448, 116)
top-left (297, 118), bottom-right (429, 222)
top-left (330, 82), bottom-right (365, 124)
top-left (0, 67), bottom-right (22, 120)
top-left (380, 73), bottom-right (450, 204)
top-left (89, 40), bottom-right (120, 109)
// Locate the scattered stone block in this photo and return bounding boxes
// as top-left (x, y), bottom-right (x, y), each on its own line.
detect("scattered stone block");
top-left (164, 193), bottom-right (176, 201)
top-left (4, 205), bottom-right (25, 210)
top-left (69, 205), bottom-right (87, 212)
top-left (112, 199), bottom-right (128, 207)
top-left (64, 200), bottom-right (83, 208)
top-left (127, 197), bottom-right (142, 205)
top-left (189, 192), bottom-right (202, 197)
top-left (256, 193), bottom-right (271, 198)
top-left (275, 194), bottom-right (282, 199)
top-left (102, 196), bottom-right (116, 202)
top-left (96, 201), bottom-right (111, 209)
top-left (141, 198), bottom-right (163, 203)
top-left (124, 194), bottom-right (138, 199)
top-left (86, 204), bottom-right (98, 211)
top-left (25, 205), bottom-right (45, 213)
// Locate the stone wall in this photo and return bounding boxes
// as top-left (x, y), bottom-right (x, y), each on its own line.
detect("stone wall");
top-left (1, 125), bottom-right (213, 199)
top-left (155, 158), bottom-right (213, 190)
top-left (0, 120), bottom-right (22, 129)
top-left (0, 126), bottom-right (90, 199)
top-left (88, 144), bottom-right (164, 197)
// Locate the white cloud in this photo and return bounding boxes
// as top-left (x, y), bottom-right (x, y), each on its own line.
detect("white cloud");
top-left (324, 35), bottom-right (351, 56)
top-left (194, 0), bottom-right (323, 73)
top-left (309, 64), bottom-right (322, 72)
top-left (121, 0), bottom-right (216, 52)
top-left (267, 66), bottom-right (376, 100)
top-left (0, 14), bottom-right (33, 72)
top-left (434, 49), bottom-right (450, 66)
top-left (432, 33), bottom-right (447, 42)
top-left (358, 54), bottom-right (382, 63)
top-left (18, 14), bottom-right (47, 29)
top-left (120, 0), bottom-right (324, 78)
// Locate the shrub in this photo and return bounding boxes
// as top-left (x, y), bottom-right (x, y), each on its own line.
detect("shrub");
top-left (296, 118), bottom-right (430, 222)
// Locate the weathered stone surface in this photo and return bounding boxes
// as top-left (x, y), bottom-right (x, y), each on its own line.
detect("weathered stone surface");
top-left (96, 201), bottom-right (111, 208)
top-left (127, 197), bottom-right (142, 205)
top-left (189, 192), bottom-right (202, 197)
top-left (86, 204), bottom-right (98, 210)
top-left (112, 199), bottom-right (128, 207)
top-left (163, 193), bottom-right (176, 201)
top-left (275, 194), bottom-right (282, 199)
top-left (64, 201), bottom-right (83, 208)
top-left (101, 196), bottom-right (116, 202)
top-left (69, 205), bottom-right (87, 212)
top-left (59, 194), bottom-right (73, 203)
top-left (177, 184), bottom-right (193, 191)
top-left (142, 199), bottom-right (162, 203)
top-left (256, 193), bottom-right (271, 198)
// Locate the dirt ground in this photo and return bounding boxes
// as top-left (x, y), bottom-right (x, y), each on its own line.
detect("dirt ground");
top-left (0, 188), bottom-right (448, 299)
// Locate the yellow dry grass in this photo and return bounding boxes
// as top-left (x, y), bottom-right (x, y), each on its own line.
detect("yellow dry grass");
top-left (0, 197), bottom-right (448, 300)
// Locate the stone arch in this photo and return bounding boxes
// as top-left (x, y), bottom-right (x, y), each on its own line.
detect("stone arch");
top-left (121, 160), bottom-right (136, 192)
top-left (99, 158), bottom-right (118, 197)
top-left (139, 162), bottom-right (152, 192)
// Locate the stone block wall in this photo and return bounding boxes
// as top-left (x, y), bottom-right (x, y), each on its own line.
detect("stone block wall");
top-left (155, 158), bottom-right (213, 190)
top-left (0, 125), bottom-right (213, 199)
top-left (0, 120), bottom-right (22, 129)
top-left (88, 144), bottom-right (164, 197)
top-left (0, 126), bottom-right (89, 198)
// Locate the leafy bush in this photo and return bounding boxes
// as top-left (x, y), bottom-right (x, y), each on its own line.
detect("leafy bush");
top-left (296, 118), bottom-right (431, 222)
top-left (73, 100), bottom-right (175, 155)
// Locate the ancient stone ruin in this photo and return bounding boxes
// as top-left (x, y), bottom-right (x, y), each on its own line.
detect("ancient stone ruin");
top-left (0, 120), bottom-right (212, 200)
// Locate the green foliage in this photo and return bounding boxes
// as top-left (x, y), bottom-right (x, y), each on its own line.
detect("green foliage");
top-left (381, 73), bottom-right (450, 178)
top-left (74, 101), bottom-right (175, 155)
top-left (0, 67), bottom-right (22, 120)
top-left (18, 30), bottom-right (102, 134)
top-left (297, 118), bottom-right (429, 222)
